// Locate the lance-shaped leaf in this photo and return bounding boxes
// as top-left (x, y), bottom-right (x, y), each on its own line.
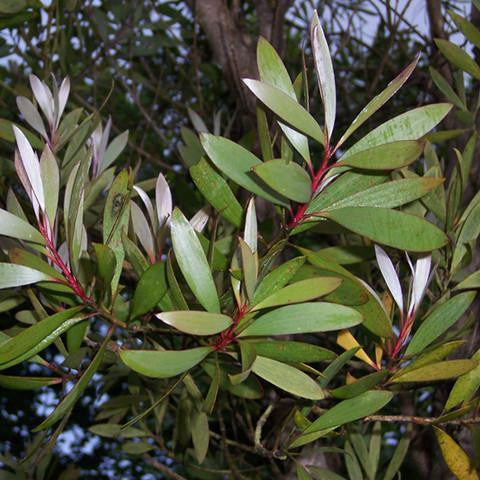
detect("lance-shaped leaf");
top-left (0, 375), bottom-right (61, 390)
top-left (454, 270), bottom-right (480, 291)
top-left (0, 306), bottom-right (84, 367)
top-left (101, 130), bottom-right (128, 173)
top-left (336, 55), bottom-right (419, 148)
top-left (435, 39), bottom-right (480, 80)
top-left (155, 173), bottom-right (172, 226)
top-left (383, 426), bottom-right (412, 480)
top-left (13, 125), bottom-right (45, 212)
top-left (34, 332), bottom-right (110, 431)
top-left (324, 178), bottom-right (443, 211)
top-left (307, 171), bottom-right (388, 215)
top-left (331, 371), bottom-right (388, 399)
top-left (336, 140), bottom-right (423, 170)
top-left (302, 390), bottom-right (393, 434)
top-left (406, 291), bottom-right (476, 356)
top-left (252, 356), bottom-right (326, 400)
top-left (311, 11), bottom-right (336, 139)
top-left (374, 245), bottom-right (403, 313)
top-left (342, 104), bottom-right (452, 159)
top-left (189, 158), bottom-right (243, 228)
top-left (239, 302), bottom-right (362, 337)
top-left (130, 201), bottom-right (155, 262)
top-left (322, 207), bottom-right (448, 252)
top-left (29, 75), bottom-right (54, 126)
top-left (0, 209), bottom-right (44, 244)
top-left (0, 263), bottom-right (54, 289)
top-left (171, 208), bottom-right (220, 312)
top-left (257, 37), bottom-right (311, 164)
top-left (16, 96), bottom-right (48, 139)
top-left (242, 80), bottom-right (324, 144)
top-left (201, 134), bottom-right (289, 206)
top-left (130, 262), bottom-right (168, 319)
top-left (156, 311), bottom-right (232, 335)
top-left (445, 349), bottom-right (480, 411)
top-left (103, 170), bottom-right (131, 294)
top-left (244, 198), bottom-right (257, 253)
top-left (251, 277), bottom-right (342, 311)
top-left (434, 427), bottom-right (480, 480)
top-left (246, 340), bottom-right (336, 363)
top-left (133, 185), bottom-right (155, 228)
top-left (252, 256), bottom-right (306, 306)
top-left (39, 145), bottom-right (59, 227)
top-left (120, 347), bottom-right (212, 378)
top-left (252, 159), bottom-right (311, 203)
top-left (408, 255), bottom-right (431, 315)
top-left (391, 360), bottom-right (477, 383)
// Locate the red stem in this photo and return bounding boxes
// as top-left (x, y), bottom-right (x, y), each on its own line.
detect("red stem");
top-left (287, 144), bottom-right (332, 230)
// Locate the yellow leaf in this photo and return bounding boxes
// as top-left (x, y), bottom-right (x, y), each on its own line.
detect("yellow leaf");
top-left (346, 372), bottom-right (356, 385)
top-left (434, 427), bottom-right (479, 480)
top-left (375, 342), bottom-right (384, 367)
top-left (337, 330), bottom-right (376, 369)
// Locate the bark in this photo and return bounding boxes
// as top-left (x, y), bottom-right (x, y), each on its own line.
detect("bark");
top-left (190, 0), bottom-right (293, 115)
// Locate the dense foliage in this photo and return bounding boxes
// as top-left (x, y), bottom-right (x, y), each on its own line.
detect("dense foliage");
top-left (1, 1), bottom-right (480, 479)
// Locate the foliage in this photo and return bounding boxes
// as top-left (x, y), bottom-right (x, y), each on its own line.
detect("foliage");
top-left (0, 1), bottom-right (480, 479)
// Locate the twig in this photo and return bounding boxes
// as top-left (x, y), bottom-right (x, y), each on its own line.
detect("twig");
top-left (364, 414), bottom-right (480, 426)
top-left (143, 455), bottom-right (187, 480)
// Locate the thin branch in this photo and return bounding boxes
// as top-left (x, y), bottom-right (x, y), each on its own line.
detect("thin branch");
top-left (143, 455), bottom-right (187, 480)
top-left (364, 414), bottom-right (480, 426)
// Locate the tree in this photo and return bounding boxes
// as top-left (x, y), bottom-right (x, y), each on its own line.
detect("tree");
top-left (0, 1), bottom-right (480, 479)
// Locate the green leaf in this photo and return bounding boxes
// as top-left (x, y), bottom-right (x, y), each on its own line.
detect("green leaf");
top-left (0, 375), bottom-right (61, 390)
top-left (331, 371), bottom-right (388, 399)
top-left (445, 349), bottom-right (480, 411)
top-left (171, 208), bottom-right (220, 313)
top-left (201, 134), bottom-right (289, 206)
top-left (429, 67), bottom-right (465, 110)
top-left (342, 104), bottom-right (452, 159)
top-left (39, 146), bottom-right (59, 226)
top-left (0, 306), bottom-right (84, 368)
top-left (0, 208), bottom-right (44, 244)
top-left (166, 252), bottom-right (189, 310)
top-left (449, 11), bottom-right (480, 50)
top-left (122, 441), bottom-right (154, 455)
top-left (322, 178), bottom-right (443, 211)
top-left (239, 237), bottom-right (257, 302)
top-left (306, 171), bottom-right (388, 217)
top-left (191, 409), bottom-right (209, 464)
top-left (103, 170), bottom-right (131, 294)
top-left (383, 425), bottom-right (412, 480)
top-left (391, 360), bottom-right (477, 383)
top-left (189, 158), bottom-right (243, 228)
top-left (0, 263), bottom-right (54, 289)
top-left (406, 292), bottom-right (476, 355)
top-left (246, 340), bottom-right (336, 363)
top-left (322, 207), bottom-right (448, 252)
top-left (93, 243), bottom-right (117, 289)
top-left (434, 427), bottom-right (480, 480)
top-left (156, 311), bottom-right (232, 335)
top-left (435, 39), bottom-right (480, 80)
top-left (122, 232), bottom-right (149, 277)
top-left (252, 256), bottom-right (305, 306)
top-left (120, 347), bottom-right (212, 378)
top-left (89, 424), bottom-right (148, 438)
top-left (252, 159), bottom-right (311, 203)
top-left (242, 79), bottom-right (324, 144)
top-left (300, 248), bottom-right (392, 337)
top-left (251, 277), bottom-right (342, 311)
top-left (239, 302), bottom-right (363, 337)
top-left (311, 11), bottom-right (336, 138)
top-left (303, 390), bottom-right (393, 433)
top-left (349, 431), bottom-right (374, 480)
top-left (336, 57), bottom-right (419, 148)
top-left (344, 440), bottom-right (363, 480)
top-left (319, 347), bottom-right (360, 388)
top-left (34, 332), bottom-right (110, 431)
top-left (308, 467), bottom-right (347, 480)
top-left (256, 37), bottom-right (311, 165)
top-left (130, 262), bottom-right (168, 319)
top-left (252, 356), bottom-right (326, 400)
top-left (337, 140), bottom-right (423, 170)
top-left (454, 270), bottom-right (480, 291)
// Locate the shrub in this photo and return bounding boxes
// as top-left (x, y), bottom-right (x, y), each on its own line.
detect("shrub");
top-left (0, 8), bottom-right (479, 480)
